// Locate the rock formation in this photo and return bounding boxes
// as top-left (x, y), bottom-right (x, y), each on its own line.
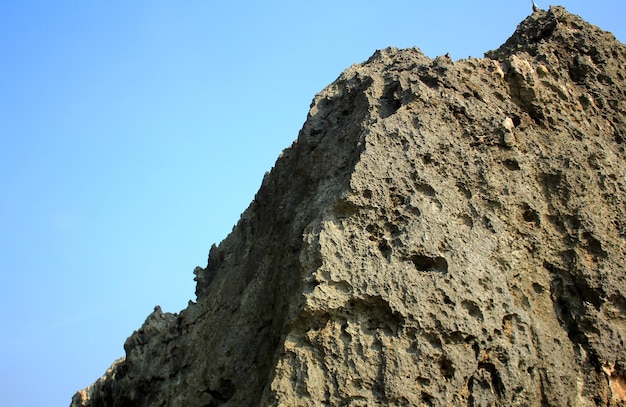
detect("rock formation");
top-left (71, 6), bottom-right (626, 406)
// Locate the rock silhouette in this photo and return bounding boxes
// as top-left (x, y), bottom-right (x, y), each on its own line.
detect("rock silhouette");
top-left (72, 6), bottom-right (626, 406)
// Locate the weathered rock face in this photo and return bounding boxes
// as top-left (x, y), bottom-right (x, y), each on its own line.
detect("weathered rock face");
top-left (72, 6), bottom-right (626, 406)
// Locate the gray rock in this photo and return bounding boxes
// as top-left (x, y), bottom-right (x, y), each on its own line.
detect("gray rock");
top-left (72, 6), bottom-right (626, 407)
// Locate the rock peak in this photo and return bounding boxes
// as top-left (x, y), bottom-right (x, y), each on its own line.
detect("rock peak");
top-left (486, 6), bottom-right (621, 59)
top-left (72, 6), bottom-right (626, 406)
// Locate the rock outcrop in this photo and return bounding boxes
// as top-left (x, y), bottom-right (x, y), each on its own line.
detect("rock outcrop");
top-left (72, 6), bottom-right (626, 406)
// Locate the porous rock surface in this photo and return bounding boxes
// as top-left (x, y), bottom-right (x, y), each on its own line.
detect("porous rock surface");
top-left (72, 7), bottom-right (626, 406)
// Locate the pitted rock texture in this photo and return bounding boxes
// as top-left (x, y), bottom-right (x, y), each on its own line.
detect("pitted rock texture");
top-left (72, 6), bottom-right (626, 407)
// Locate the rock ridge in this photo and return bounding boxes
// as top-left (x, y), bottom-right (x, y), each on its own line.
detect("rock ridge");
top-left (72, 6), bottom-right (626, 406)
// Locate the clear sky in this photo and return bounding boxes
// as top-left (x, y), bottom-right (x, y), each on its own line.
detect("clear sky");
top-left (1, 1), bottom-right (624, 406)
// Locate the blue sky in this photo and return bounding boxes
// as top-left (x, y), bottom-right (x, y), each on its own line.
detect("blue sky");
top-left (1, 1), bottom-right (624, 406)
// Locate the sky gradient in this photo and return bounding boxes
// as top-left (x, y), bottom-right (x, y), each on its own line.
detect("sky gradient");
top-left (1, 1), bottom-right (624, 406)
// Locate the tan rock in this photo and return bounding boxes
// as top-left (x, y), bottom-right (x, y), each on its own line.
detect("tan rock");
top-left (72, 6), bottom-right (626, 407)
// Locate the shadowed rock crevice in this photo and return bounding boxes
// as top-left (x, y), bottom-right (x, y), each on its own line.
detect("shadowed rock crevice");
top-left (408, 254), bottom-right (448, 273)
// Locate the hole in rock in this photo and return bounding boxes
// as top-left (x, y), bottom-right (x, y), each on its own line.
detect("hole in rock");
top-left (522, 204), bottom-right (541, 225)
top-left (410, 254), bottom-right (448, 273)
top-left (378, 240), bottom-right (392, 258)
top-left (422, 153), bottom-right (434, 165)
top-left (439, 356), bottom-right (455, 379)
top-left (421, 392), bottom-right (435, 406)
top-left (415, 183), bottom-right (436, 196)
top-left (502, 159), bottom-right (520, 171)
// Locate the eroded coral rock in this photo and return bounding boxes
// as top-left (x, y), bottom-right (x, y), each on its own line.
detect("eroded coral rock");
top-left (72, 6), bottom-right (626, 407)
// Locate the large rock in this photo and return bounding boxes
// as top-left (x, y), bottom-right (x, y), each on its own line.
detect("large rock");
top-left (72, 6), bottom-right (626, 406)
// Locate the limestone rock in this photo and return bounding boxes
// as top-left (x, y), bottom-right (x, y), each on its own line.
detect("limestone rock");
top-left (72, 6), bottom-right (626, 407)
